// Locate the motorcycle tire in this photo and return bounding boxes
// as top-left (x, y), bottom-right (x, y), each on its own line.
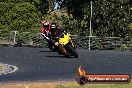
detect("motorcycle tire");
top-left (48, 40), bottom-right (57, 52)
top-left (69, 45), bottom-right (78, 58)
top-left (58, 44), bottom-right (70, 58)
top-left (51, 45), bottom-right (58, 52)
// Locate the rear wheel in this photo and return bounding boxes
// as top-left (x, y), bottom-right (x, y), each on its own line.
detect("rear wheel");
top-left (69, 45), bottom-right (78, 58)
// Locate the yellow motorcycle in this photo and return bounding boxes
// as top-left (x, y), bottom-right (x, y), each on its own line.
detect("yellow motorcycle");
top-left (54, 31), bottom-right (78, 58)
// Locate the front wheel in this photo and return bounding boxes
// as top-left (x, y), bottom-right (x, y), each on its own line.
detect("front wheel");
top-left (58, 44), bottom-right (70, 57)
top-left (48, 40), bottom-right (57, 52)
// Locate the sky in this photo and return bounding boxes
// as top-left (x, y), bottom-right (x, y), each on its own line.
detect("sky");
top-left (54, 0), bottom-right (64, 10)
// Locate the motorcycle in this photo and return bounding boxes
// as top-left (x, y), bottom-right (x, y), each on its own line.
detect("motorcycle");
top-left (42, 30), bottom-right (78, 58)
top-left (54, 31), bottom-right (78, 58)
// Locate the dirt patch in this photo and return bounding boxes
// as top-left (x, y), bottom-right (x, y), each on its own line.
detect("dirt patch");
top-left (0, 40), bottom-right (13, 45)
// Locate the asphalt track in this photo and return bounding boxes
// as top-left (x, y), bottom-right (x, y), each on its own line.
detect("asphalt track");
top-left (0, 46), bottom-right (132, 82)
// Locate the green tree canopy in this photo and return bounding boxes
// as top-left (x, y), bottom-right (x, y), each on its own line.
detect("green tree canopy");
top-left (0, 2), bottom-right (41, 32)
top-left (58, 0), bottom-right (132, 37)
top-left (0, 0), bottom-right (131, 37)
top-left (0, 0), bottom-right (49, 32)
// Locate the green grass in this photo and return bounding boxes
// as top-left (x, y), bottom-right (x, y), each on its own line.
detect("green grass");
top-left (0, 80), bottom-right (131, 88)
top-left (55, 83), bottom-right (132, 88)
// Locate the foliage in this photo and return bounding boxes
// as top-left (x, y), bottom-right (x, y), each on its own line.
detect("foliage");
top-left (91, 0), bottom-right (131, 37)
top-left (43, 12), bottom-right (87, 35)
top-left (0, 0), bottom-right (132, 38)
top-left (59, 0), bottom-right (132, 38)
top-left (0, 0), bottom-right (48, 33)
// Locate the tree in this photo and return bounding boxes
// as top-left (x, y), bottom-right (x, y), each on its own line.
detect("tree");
top-left (59, 0), bottom-right (131, 37)
top-left (0, 0), bottom-right (51, 33)
top-left (92, 0), bottom-right (131, 37)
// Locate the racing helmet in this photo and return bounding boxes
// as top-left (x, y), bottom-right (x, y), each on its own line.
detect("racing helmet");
top-left (51, 23), bottom-right (57, 29)
top-left (51, 23), bottom-right (57, 34)
top-left (42, 20), bottom-right (49, 28)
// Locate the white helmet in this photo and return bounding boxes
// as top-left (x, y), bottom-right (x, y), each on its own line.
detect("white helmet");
top-left (51, 24), bottom-right (56, 28)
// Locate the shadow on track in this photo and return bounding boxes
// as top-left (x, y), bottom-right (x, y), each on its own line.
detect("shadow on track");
top-left (46, 55), bottom-right (76, 59)
top-left (40, 50), bottom-right (53, 52)
top-left (46, 55), bottom-right (65, 58)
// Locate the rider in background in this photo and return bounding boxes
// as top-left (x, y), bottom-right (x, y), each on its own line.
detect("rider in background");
top-left (41, 20), bottom-right (53, 49)
top-left (41, 20), bottom-right (51, 36)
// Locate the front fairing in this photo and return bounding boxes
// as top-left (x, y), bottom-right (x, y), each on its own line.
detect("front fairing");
top-left (59, 33), bottom-right (70, 45)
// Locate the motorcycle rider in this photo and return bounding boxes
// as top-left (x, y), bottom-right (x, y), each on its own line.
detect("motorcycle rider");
top-left (41, 21), bottom-right (63, 49)
top-left (50, 23), bottom-right (68, 52)
top-left (50, 23), bottom-right (58, 40)
top-left (41, 20), bottom-right (51, 37)
top-left (50, 23), bottom-right (65, 42)
top-left (50, 23), bottom-right (77, 57)
top-left (41, 20), bottom-right (53, 50)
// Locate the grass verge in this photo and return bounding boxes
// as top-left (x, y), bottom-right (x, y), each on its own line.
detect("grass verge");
top-left (0, 81), bottom-right (132, 88)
